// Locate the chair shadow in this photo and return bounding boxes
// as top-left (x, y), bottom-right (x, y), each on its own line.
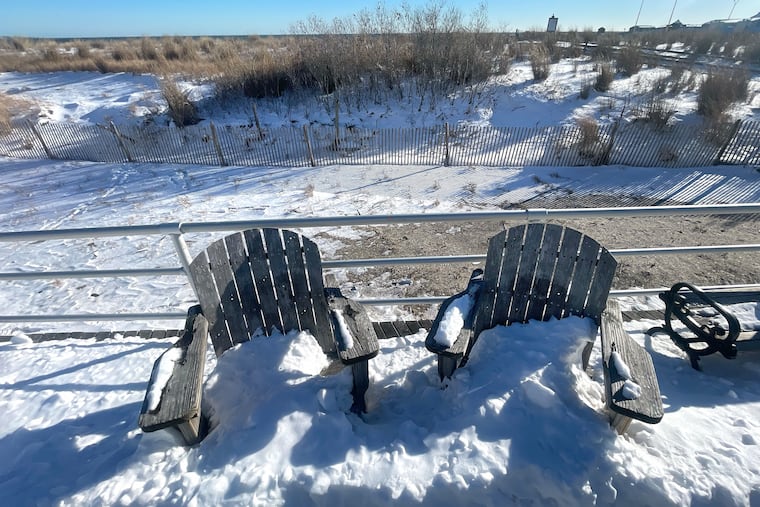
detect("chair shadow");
top-left (0, 403), bottom-right (143, 506)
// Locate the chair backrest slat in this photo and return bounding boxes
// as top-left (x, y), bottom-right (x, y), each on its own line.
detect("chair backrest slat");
top-left (206, 239), bottom-right (249, 343)
top-left (224, 233), bottom-right (264, 338)
top-left (189, 250), bottom-right (234, 356)
top-left (475, 229), bottom-right (503, 333)
top-left (282, 230), bottom-right (317, 334)
top-left (526, 223), bottom-right (563, 321)
top-left (545, 228), bottom-right (582, 321)
top-left (302, 235), bottom-right (336, 354)
top-left (508, 223), bottom-right (545, 323)
top-left (262, 228), bottom-right (300, 333)
top-left (476, 224), bottom-right (617, 333)
top-left (564, 235), bottom-right (601, 318)
top-left (484, 226), bottom-right (524, 330)
top-left (189, 228), bottom-right (337, 357)
top-left (584, 249), bottom-right (617, 323)
top-left (243, 229), bottom-right (283, 334)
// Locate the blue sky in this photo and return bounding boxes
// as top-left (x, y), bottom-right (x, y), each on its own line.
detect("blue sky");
top-left (0, 1), bottom-right (757, 38)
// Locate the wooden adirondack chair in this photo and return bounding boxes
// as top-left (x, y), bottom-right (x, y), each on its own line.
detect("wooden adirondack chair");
top-left (139, 228), bottom-right (379, 444)
top-left (425, 223), bottom-right (663, 433)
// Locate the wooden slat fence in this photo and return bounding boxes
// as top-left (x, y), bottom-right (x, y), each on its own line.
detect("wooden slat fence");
top-left (1, 120), bottom-right (758, 168)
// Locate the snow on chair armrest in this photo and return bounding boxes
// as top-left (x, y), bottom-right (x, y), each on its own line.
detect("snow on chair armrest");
top-left (601, 300), bottom-right (663, 432)
top-left (325, 288), bottom-right (379, 365)
top-left (138, 307), bottom-right (208, 445)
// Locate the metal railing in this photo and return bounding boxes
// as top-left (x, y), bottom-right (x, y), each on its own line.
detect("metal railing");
top-left (1, 203), bottom-right (759, 323)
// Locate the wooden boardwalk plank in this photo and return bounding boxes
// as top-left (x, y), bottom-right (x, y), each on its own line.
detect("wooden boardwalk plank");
top-left (372, 322), bottom-right (386, 339)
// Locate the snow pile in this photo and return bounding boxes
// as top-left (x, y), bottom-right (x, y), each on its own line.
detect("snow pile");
top-left (3, 288), bottom-right (760, 506)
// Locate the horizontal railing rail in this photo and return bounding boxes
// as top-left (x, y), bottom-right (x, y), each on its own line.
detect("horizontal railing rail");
top-left (0, 203), bottom-right (759, 323)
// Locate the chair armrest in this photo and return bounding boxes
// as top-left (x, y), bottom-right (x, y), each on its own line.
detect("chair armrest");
top-left (425, 268), bottom-right (483, 359)
top-left (324, 288), bottom-right (379, 365)
top-left (138, 305), bottom-right (209, 444)
top-left (601, 300), bottom-right (663, 426)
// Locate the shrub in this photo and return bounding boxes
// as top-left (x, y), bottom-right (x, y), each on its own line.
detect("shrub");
top-left (579, 79), bottom-right (593, 99)
top-left (744, 42), bottom-right (760, 65)
top-left (529, 45), bottom-right (550, 81)
top-left (691, 31), bottom-right (717, 55)
top-left (0, 93), bottom-right (31, 134)
top-left (0, 94), bottom-right (12, 134)
top-left (616, 45), bottom-right (642, 76)
top-left (160, 78), bottom-right (199, 127)
top-left (74, 42), bottom-right (91, 59)
top-left (642, 95), bottom-right (676, 130)
top-left (111, 46), bottom-right (134, 61)
top-left (697, 68), bottom-right (749, 120)
top-left (162, 41), bottom-right (181, 61)
top-left (594, 62), bottom-right (614, 92)
top-left (140, 38), bottom-right (159, 61)
top-left (9, 37), bottom-right (27, 51)
top-left (42, 45), bottom-right (61, 62)
top-left (576, 116), bottom-right (602, 159)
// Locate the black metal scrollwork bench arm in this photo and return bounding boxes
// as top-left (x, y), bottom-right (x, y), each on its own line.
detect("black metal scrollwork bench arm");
top-left (647, 282), bottom-right (760, 370)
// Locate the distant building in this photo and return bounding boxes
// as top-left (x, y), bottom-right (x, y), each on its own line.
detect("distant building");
top-left (703, 12), bottom-right (760, 32)
top-left (629, 25), bottom-right (657, 32)
top-left (547, 15), bottom-right (558, 33)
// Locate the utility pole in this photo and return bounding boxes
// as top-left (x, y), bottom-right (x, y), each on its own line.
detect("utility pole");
top-left (666, 0), bottom-right (678, 29)
top-left (728, 0), bottom-right (740, 20)
top-left (635, 0), bottom-right (644, 27)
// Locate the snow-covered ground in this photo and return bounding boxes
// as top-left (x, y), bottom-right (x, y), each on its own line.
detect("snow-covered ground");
top-left (2, 59), bottom-right (759, 130)
top-left (1, 63), bottom-right (760, 506)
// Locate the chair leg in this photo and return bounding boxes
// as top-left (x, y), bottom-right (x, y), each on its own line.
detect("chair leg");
top-left (438, 355), bottom-right (459, 381)
top-left (350, 360), bottom-right (369, 413)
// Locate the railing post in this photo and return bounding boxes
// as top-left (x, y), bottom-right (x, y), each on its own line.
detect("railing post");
top-left (27, 120), bottom-right (55, 159)
top-left (303, 125), bottom-right (316, 167)
top-left (109, 121), bottom-right (134, 162)
top-left (209, 122), bottom-right (227, 166)
top-left (170, 232), bottom-right (197, 297)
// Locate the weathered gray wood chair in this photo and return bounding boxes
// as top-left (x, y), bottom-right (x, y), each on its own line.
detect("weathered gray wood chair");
top-left (425, 223), bottom-right (663, 433)
top-left (139, 228), bottom-right (379, 444)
